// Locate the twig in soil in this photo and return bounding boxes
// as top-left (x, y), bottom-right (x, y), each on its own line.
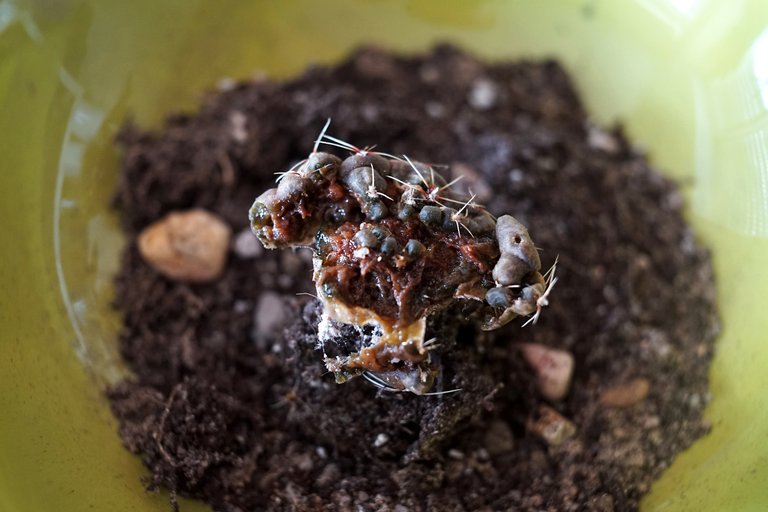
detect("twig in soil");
top-left (154, 383), bottom-right (183, 467)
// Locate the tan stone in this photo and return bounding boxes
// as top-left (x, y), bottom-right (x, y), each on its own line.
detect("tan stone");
top-left (519, 343), bottom-right (574, 401)
top-left (138, 209), bottom-right (231, 282)
top-left (599, 378), bottom-right (651, 408)
top-left (526, 404), bottom-right (576, 446)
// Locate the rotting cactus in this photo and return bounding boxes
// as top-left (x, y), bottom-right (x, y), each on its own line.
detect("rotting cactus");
top-left (249, 121), bottom-right (556, 394)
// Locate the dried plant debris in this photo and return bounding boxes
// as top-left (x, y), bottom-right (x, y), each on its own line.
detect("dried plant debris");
top-left (250, 124), bottom-right (553, 393)
top-left (108, 45), bottom-right (719, 512)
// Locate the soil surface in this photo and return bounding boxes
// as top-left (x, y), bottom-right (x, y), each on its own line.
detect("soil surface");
top-left (108, 45), bottom-right (719, 511)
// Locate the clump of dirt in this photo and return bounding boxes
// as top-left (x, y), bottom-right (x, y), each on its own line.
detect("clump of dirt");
top-left (108, 45), bottom-right (719, 511)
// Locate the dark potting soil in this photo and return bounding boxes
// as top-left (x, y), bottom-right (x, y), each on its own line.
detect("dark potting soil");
top-left (108, 45), bottom-right (719, 511)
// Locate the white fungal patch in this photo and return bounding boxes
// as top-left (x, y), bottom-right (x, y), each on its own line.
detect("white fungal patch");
top-left (353, 247), bottom-right (370, 259)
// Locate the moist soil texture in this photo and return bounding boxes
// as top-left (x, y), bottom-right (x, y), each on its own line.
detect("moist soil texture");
top-left (108, 45), bottom-right (719, 512)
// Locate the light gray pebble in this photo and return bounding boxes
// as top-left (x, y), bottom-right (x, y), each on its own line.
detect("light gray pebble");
top-left (228, 110), bottom-right (248, 143)
top-left (253, 291), bottom-right (287, 342)
top-left (425, 101), bottom-right (446, 118)
top-left (233, 300), bottom-right (251, 314)
top-left (316, 463), bottom-right (340, 488)
top-left (233, 229), bottom-right (263, 258)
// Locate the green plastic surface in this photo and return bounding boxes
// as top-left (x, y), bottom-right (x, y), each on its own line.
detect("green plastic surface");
top-left (1, 1), bottom-right (767, 510)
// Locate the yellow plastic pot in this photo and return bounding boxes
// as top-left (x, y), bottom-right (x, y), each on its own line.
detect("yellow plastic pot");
top-left (1, 1), bottom-right (767, 510)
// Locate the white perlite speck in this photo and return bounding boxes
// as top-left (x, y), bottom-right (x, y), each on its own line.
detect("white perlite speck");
top-left (468, 78), bottom-right (498, 110)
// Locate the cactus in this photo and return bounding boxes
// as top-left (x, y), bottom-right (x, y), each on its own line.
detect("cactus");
top-left (249, 121), bottom-right (554, 393)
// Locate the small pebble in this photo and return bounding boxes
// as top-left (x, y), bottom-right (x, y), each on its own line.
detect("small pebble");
top-left (233, 300), bottom-right (251, 314)
top-left (509, 168), bottom-right (525, 183)
top-left (316, 463), bottom-right (340, 489)
top-left (216, 76), bottom-right (236, 91)
top-left (425, 101), bottom-right (446, 118)
top-left (138, 209), bottom-right (231, 282)
top-left (527, 405), bottom-right (577, 446)
top-left (468, 78), bottom-right (499, 110)
top-left (600, 378), bottom-right (651, 408)
top-left (643, 416), bottom-right (661, 429)
top-left (294, 452), bottom-right (314, 472)
top-left (475, 447), bottom-right (491, 461)
top-left (233, 228), bottom-right (263, 259)
top-left (373, 433), bottom-right (389, 448)
top-left (590, 493), bottom-right (615, 512)
top-left (587, 123), bottom-right (620, 154)
top-left (253, 292), bottom-right (287, 341)
top-left (228, 110), bottom-right (248, 143)
top-left (519, 343), bottom-right (574, 401)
